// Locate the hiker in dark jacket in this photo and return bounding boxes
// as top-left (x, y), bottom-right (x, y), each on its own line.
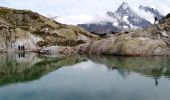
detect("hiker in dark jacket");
top-left (23, 45), bottom-right (25, 51)
top-left (18, 46), bottom-right (21, 50)
top-left (154, 17), bottom-right (158, 24)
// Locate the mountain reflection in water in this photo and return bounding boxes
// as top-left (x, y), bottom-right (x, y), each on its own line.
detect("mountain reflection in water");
top-left (0, 53), bottom-right (169, 100)
top-left (86, 55), bottom-right (170, 86)
top-left (0, 53), bottom-right (85, 86)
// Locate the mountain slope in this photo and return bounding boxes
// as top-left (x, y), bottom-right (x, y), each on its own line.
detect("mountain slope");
top-left (0, 7), bottom-right (99, 52)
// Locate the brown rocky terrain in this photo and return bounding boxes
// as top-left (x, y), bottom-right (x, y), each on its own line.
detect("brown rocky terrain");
top-left (0, 7), bottom-right (99, 53)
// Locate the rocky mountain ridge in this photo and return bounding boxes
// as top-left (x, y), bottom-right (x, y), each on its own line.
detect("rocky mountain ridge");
top-left (77, 12), bottom-right (170, 56)
top-left (78, 2), bottom-right (164, 34)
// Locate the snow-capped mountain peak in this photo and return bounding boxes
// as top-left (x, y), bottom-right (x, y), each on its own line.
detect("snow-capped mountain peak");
top-left (78, 2), bottom-right (164, 34)
top-left (119, 2), bottom-right (129, 10)
top-left (116, 2), bottom-right (133, 15)
top-left (106, 2), bottom-right (151, 29)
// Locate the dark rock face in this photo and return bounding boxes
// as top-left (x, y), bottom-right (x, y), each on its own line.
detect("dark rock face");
top-left (78, 22), bottom-right (121, 34)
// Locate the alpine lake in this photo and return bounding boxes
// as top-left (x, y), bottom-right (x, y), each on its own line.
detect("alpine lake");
top-left (0, 53), bottom-right (170, 100)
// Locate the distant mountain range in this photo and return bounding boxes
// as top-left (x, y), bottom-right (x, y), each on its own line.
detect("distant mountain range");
top-left (78, 2), bottom-right (164, 34)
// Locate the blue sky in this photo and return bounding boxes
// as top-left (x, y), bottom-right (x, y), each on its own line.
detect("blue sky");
top-left (0, 0), bottom-right (170, 25)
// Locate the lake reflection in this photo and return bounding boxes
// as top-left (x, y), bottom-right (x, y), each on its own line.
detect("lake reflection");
top-left (0, 53), bottom-right (170, 100)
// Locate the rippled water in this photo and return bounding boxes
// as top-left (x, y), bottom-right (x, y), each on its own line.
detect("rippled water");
top-left (0, 53), bottom-right (170, 100)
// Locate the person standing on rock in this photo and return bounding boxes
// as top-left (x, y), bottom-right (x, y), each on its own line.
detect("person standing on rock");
top-left (21, 45), bottom-right (23, 51)
top-left (154, 17), bottom-right (158, 24)
top-left (23, 45), bottom-right (25, 51)
top-left (18, 46), bottom-right (21, 51)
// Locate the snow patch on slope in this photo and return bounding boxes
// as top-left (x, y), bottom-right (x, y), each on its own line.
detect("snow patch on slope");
top-left (90, 12), bottom-right (118, 24)
top-left (123, 16), bottom-right (129, 24)
top-left (113, 22), bottom-right (118, 26)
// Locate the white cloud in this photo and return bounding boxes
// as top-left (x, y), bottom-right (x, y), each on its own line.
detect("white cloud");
top-left (134, 7), bottom-right (155, 24)
top-left (72, 60), bottom-right (107, 70)
top-left (0, 0), bottom-right (170, 25)
top-left (58, 13), bottom-right (93, 25)
top-left (90, 12), bottom-right (118, 24)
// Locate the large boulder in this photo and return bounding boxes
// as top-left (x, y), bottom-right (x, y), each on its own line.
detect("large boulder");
top-left (80, 37), bottom-right (169, 56)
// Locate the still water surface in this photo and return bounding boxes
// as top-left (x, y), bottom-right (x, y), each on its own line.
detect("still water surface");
top-left (0, 53), bottom-right (170, 100)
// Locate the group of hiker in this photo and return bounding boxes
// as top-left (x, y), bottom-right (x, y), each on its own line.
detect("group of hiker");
top-left (18, 45), bottom-right (25, 51)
